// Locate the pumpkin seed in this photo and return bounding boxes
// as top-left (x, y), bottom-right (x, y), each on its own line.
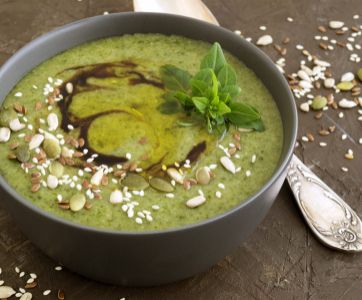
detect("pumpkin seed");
top-left (0, 107), bottom-right (18, 127)
top-left (196, 167), bottom-right (210, 185)
top-left (16, 145), bottom-right (30, 163)
top-left (120, 173), bottom-right (149, 190)
top-left (336, 82), bottom-right (354, 91)
top-left (357, 68), bottom-right (362, 81)
top-left (20, 292), bottom-right (32, 300)
top-left (110, 189), bottom-right (123, 204)
top-left (0, 127), bottom-right (11, 142)
top-left (311, 96), bottom-right (327, 110)
top-left (149, 177), bottom-right (175, 192)
top-left (166, 168), bottom-right (183, 184)
top-left (220, 156), bottom-right (235, 174)
top-left (43, 139), bottom-right (61, 158)
top-left (69, 194), bottom-right (86, 212)
top-left (49, 161), bottom-right (64, 178)
top-left (0, 286), bottom-right (16, 298)
top-left (29, 134), bottom-right (44, 150)
top-left (186, 195), bottom-right (206, 208)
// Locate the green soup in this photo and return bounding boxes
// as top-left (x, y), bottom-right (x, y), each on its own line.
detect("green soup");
top-left (0, 34), bottom-right (283, 231)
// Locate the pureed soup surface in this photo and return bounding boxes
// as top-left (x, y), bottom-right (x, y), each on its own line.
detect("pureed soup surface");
top-left (0, 34), bottom-right (283, 231)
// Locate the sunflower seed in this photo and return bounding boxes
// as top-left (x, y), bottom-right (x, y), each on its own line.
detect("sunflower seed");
top-left (90, 168), bottom-right (103, 186)
top-left (186, 195), bottom-right (206, 208)
top-left (9, 118), bottom-right (25, 131)
top-left (341, 72), bottom-right (354, 82)
top-left (65, 82), bottom-right (73, 93)
top-left (0, 286), bottom-right (16, 298)
top-left (166, 168), bottom-right (183, 184)
top-left (329, 21), bottom-right (344, 29)
top-left (220, 156), bottom-right (235, 174)
top-left (339, 99), bottom-right (357, 108)
top-left (297, 70), bottom-right (311, 82)
top-left (20, 292), bottom-right (32, 300)
top-left (299, 80), bottom-right (314, 89)
top-left (47, 113), bottom-right (58, 130)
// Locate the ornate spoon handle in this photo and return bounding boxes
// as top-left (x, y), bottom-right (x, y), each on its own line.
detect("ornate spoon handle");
top-left (287, 154), bottom-right (362, 252)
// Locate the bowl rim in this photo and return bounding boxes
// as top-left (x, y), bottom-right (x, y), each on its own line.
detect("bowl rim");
top-left (0, 12), bottom-right (298, 236)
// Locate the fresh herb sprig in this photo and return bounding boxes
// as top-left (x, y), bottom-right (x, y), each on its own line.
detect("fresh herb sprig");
top-left (157, 42), bottom-right (264, 132)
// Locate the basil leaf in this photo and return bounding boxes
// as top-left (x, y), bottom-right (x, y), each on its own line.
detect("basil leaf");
top-left (218, 93), bottom-right (232, 104)
top-left (193, 68), bottom-right (213, 85)
top-left (200, 42), bottom-right (226, 76)
top-left (192, 97), bottom-right (209, 115)
top-left (160, 65), bottom-right (191, 92)
top-left (175, 92), bottom-right (194, 110)
top-left (216, 102), bottom-right (231, 115)
top-left (156, 100), bottom-right (179, 115)
top-left (162, 91), bottom-right (178, 102)
top-left (209, 109), bottom-right (217, 118)
top-left (239, 105), bottom-right (265, 131)
top-left (225, 102), bottom-right (260, 126)
top-left (211, 96), bottom-right (219, 106)
top-left (212, 71), bottom-right (218, 98)
top-left (217, 64), bottom-right (237, 88)
top-left (221, 85), bottom-right (241, 100)
top-left (190, 79), bottom-right (209, 97)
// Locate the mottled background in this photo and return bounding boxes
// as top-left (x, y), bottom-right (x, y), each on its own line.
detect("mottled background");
top-left (1, 0), bottom-right (362, 299)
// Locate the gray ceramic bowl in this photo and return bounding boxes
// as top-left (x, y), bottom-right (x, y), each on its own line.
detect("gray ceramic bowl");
top-left (0, 13), bottom-right (297, 286)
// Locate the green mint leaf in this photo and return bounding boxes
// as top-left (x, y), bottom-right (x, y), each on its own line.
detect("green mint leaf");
top-left (200, 42), bottom-right (226, 76)
top-left (190, 79), bottom-right (209, 97)
top-left (209, 109), bottom-right (217, 118)
top-left (239, 105), bottom-right (265, 131)
top-left (193, 68), bottom-right (213, 85)
top-left (225, 102), bottom-right (260, 126)
top-left (162, 91), bottom-right (178, 102)
top-left (217, 64), bottom-right (237, 88)
top-left (214, 115), bottom-right (224, 124)
top-left (216, 102), bottom-right (231, 115)
top-left (221, 85), bottom-right (241, 100)
top-left (192, 97), bottom-right (209, 115)
top-left (160, 65), bottom-right (191, 92)
top-left (156, 100), bottom-right (179, 115)
top-left (211, 96), bottom-right (219, 106)
top-left (175, 92), bottom-right (194, 110)
top-left (212, 71), bottom-right (218, 98)
top-left (218, 93), bottom-right (232, 104)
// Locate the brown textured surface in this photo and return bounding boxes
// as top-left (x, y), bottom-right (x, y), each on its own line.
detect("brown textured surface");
top-left (1, 0), bottom-right (362, 299)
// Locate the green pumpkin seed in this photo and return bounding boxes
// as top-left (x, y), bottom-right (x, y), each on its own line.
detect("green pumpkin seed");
top-left (196, 167), bottom-right (210, 185)
top-left (16, 146), bottom-right (30, 163)
top-left (149, 177), bottom-right (174, 192)
top-left (336, 81), bottom-right (354, 91)
top-left (69, 194), bottom-right (86, 212)
top-left (357, 68), bottom-right (362, 82)
top-left (43, 139), bottom-right (61, 159)
top-left (49, 161), bottom-right (64, 178)
top-left (0, 107), bottom-right (18, 127)
top-left (120, 173), bottom-right (149, 190)
top-left (311, 96), bottom-right (327, 110)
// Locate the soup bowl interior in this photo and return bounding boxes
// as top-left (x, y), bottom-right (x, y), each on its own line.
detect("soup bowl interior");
top-left (0, 13), bottom-right (297, 286)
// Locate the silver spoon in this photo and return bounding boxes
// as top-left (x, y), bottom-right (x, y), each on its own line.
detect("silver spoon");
top-left (134, 0), bottom-right (362, 252)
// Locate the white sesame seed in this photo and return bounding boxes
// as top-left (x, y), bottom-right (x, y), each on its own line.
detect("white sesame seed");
top-left (146, 215), bottom-right (153, 221)
top-left (346, 43), bottom-right (353, 51)
top-left (152, 205), bottom-right (159, 210)
top-left (356, 44), bottom-right (361, 49)
top-left (43, 290), bottom-right (51, 295)
top-left (320, 142), bottom-right (327, 147)
top-left (76, 184), bottom-right (81, 191)
top-left (132, 190), bottom-right (140, 195)
top-left (359, 138), bottom-right (362, 144)
top-left (315, 36), bottom-right (321, 40)
top-left (122, 205), bottom-right (128, 212)
top-left (16, 293), bottom-right (22, 297)
top-left (171, 180), bottom-right (175, 186)
top-left (33, 85), bottom-right (37, 89)
top-left (19, 288), bottom-right (25, 293)
top-left (218, 183), bottom-right (225, 189)
top-left (87, 158), bottom-right (94, 163)
top-left (302, 136), bottom-right (309, 142)
top-left (330, 39), bottom-right (337, 44)
top-left (327, 45), bottom-right (334, 50)
top-left (166, 193), bottom-right (174, 198)
top-left (57, 195), bottom-right (62, 201)
top-left (27, 278), bottom-right (34, 283)
top-left (287, 17), bottom-right (293, 22)
top-left (15, 92), bottom-right (22, 97)
top-left (89, 193), bottom-right (94, 199)
top-left (342, 167), bottom-right (348, 172)
top-left (18, 133), bottom-right (25, 137)
top-left (234, 30), bottom-right (241, 34)
top-left (48, 106), bottom-right (52, 111)
top-left (229, 143), bottom-right (235, 147)
top-left (184, 164), bottom-right (191, 168)
top-left (125, 192), bottom-right (132, 198)
top-left (15, 267), bottom-right (20, 273)
top-left (245, 37), bottom-right (252, 42)
top-left (322, 36), bottom-right (328, 41)
top-left (19, 271), bottom-right (25, 277)
top-left (354, 15), bottom-right (359, 19)
top-left (252, 155), bottom-right (256, 163)
top-left (83, 149), bottom-right (89, 154)
top-left (117, 164), bottom-right (122, 169)
top-left (342, 26), bottom-right (349, 31)
top-left (137, 212), bottom-right (146, 218)
top-left (78, 170), bottom-right (84, 177)
top-left (30, 273), bottom-right (37, 279)
top-left (339, 112), bottom-right (344, 118)
top-left (135, 168), bottom-right (142, 172)
top-left (135, 217), bottom-right (142, 224)
top-left (218, 145), bottom-right (224, 150)
top-left (55, 266), bottom-right (62, 271)
top-left (296, 45), bottom-right (304, 50)
top-left (174, 162), bottom-right (180, 167)
top-left (67, 124), bottom-right (74, 130)
top-left (236, 167), bottom-right (241, 172)
top-left (209, 164), bottom-right (217, 169)
top-left (198, 189), bottom-right (204, 196)
top-left (216, 191), bottom-right (222, 198)
top-left (348, 37), bottom-right (355, 42)
top-left (0, 280), bottom-right (3, 286)
top-left (111, 178), bottom-right (117, 184)
top-left (126, 153), bottom-right (131, 159)
top-left (259, 26), bottom-right (266, 30)
top-left (348, 149), bottom-right (353, 155)
top-left (128, 210), bottom-right (134, 218)
top-left (246, 170), bottom-right (251, 177)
